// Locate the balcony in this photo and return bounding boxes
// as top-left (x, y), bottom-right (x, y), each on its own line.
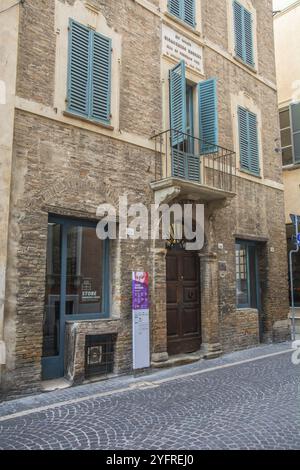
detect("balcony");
top-left (150, 129), bottom-right (237, 204)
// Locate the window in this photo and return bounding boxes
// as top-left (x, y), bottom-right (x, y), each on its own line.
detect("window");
top-left (236, 241), bottom-right (259, 309)
top-left (233, 1), bottom-right (254, 67)
top-left (169, 60), bottom-right (218, 181)
top-left (280, 103), bottom-right (300, 166)
top-left (67, 19), bottom-right (112, 124)
top-left (238, 106), bottom-right (260, 176)
top-left (44, 218), bottom-right (109, 328)
top-left (168, 0), bottom-right (195, 28)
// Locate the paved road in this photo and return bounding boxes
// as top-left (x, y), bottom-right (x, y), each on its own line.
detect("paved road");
top-left (0, 344), bottom-right (300, 450)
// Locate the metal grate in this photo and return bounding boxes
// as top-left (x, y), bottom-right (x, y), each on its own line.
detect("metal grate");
top-left (85, 334), bottom-right (116, 379)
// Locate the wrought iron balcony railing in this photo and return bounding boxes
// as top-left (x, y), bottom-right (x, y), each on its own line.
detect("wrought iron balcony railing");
top-left (151, 129), bottom-right (237, 194)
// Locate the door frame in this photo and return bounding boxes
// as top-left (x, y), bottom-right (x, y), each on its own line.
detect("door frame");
top-left (166, 248), bottom-right (201, 356)
top-left (42, 216), bottom-right (110, 380)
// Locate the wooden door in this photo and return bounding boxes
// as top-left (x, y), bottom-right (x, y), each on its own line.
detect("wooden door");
top-left (166, 250), bottom-right (201, 355)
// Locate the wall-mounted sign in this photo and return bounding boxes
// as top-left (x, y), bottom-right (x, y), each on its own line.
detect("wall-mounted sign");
top-left (162, 24), bottom-right (204, 75)
top-left (132, 272), bottom-right (150, 370)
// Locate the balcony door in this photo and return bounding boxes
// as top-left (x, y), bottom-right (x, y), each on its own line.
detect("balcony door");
top-left (42, 217), bottom-right (109, 380)
top-left (169, 61), bottom-right (200, 182)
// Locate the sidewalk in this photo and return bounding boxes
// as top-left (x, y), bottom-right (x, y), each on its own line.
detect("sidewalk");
top-left (0, 341), bottom-right (293, 420)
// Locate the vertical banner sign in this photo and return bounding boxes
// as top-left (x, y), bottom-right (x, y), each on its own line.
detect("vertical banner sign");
top-left (132, 272), bottom-right (150, 370)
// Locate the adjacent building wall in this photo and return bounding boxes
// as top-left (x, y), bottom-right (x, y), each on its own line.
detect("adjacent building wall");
top-left (0, 1), bottom-right (21, 376)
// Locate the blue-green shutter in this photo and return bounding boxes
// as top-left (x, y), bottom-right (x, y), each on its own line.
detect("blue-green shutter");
top-left (244, 9), bottom-right (254, 66)
top-left (198, 78), bottom-right (218, 153)
top-left (68, 20), bottom-right (90, 116)
top-left (233, 1), bottom-right (254, 67)
top-left (169, 0), bottom-right (195, 27)
top-left (238, 107), bottom-right (249, 170)
top-left (170, 60), bottom-right (187, 145)
top-left (169, 0), bottom-right (180, 18)
top-left (68, 19), bottom-right (112, 124)
top-left (248, 111), bottom-right (259, 174)
top-left (233, 1), bottom-right (244, 61)
top-left (238, 106), bottom-right (260, 175)
top-left (90, 32), bottom-right (111, 123)
top-left (184, 0), bottom-right (195, 27)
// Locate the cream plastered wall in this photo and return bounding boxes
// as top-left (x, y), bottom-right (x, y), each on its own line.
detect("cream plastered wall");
top-left (226, 0), bottom-right (258, 73)
top-left (274, 1), bottom-right (300, 107)
top-left (54, 0), bottom-right (121, 132)
top-left (231, 91), bottom-right (264, 180)
top-left (0, 1), bottom-right (20, 367)
top-left (283, 168), bottom-right (300, 223)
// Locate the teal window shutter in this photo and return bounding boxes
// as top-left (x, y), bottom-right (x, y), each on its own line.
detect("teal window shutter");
top-left (90, 32), bottom-right (112, 123)
top-left (198, 78), bottom-right (218, 153)
top-left (238, 106), bottom-right (249, 170)
top-left (184, 0), bottom-right (195, 27)
top-left (168, 0), bottom-right (195, 27)
top-left (233, 1), bottom-right (244, 61)
top-left (68, 19), bottom-right (112, 124)
top-left (233, 1), bottom-right (254, 67)
top-left (169, 60), bottom-right (187, 145)
top-left (244, 9), bottom-right (254, 66)
top-left (68, 20), bottom-right (90, 117)
top-left (238, 106), bottom-right (260, 175)
top-left (248, 111), bottom-right (259, 174)
top-left (169, 0), bottom-right (181, 18)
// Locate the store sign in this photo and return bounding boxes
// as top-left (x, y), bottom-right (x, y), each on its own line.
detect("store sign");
top-left (132, 272), bottom-right (150, 370)
top-left (162, 24), bottom-right (204, 74)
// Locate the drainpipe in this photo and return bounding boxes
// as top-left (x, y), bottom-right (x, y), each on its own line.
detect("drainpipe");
top-left (289, 217), bottom-right (299, 342)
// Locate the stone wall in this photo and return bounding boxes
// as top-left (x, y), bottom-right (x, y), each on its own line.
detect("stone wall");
top-left (1, 0), bottom-right (291, 397)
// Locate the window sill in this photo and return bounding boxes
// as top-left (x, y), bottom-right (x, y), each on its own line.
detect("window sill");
top-left (233, 55), bottom-right (257, 74)
top-left (236, 307), bottom-right (259, 313)
top-left (239, 168), bottom-right (261, 179)
top-left (66, 317), bottom-right (116, 323)
top-left (283, 162), bottom-right (300, 171)
top-left (63, 111), bottom-right (114, 131)
top-left (164, 11), bottom-right (200, 36)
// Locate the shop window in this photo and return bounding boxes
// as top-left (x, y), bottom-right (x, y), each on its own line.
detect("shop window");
top-left (236, 241), bottom-right (259, 309)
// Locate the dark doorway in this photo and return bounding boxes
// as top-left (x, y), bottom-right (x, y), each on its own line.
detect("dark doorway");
top-left (166, 250), bottom-right (201, 355)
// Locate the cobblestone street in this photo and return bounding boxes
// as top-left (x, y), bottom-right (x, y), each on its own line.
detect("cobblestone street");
top-left (0, 343), bottom-right (300, 450)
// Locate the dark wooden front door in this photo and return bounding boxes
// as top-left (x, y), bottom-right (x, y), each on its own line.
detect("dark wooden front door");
top-left (166, 250), bottom-right (201, 355)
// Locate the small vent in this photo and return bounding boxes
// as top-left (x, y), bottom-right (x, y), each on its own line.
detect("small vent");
top-left (85, 334), bottom-right (116, 379)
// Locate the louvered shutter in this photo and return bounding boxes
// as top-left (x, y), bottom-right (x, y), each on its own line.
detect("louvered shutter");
top-left (170, 60), bottom-right (187, 146)
top-left (238, 107), bottom-right (260, 175)
top-left (238, 107), bottom-right (249, 170)
top-left (187, 153), bottom-right (200, 181)
top-left (244, 8), bottom-right (254, 66)
top-left (91, 32), bottom-right (111, 123)
top-left (198, 78), bottom-right (218, 153)
top-left (184, 0), bottom-right (195, 27)
top-left (68, 20), bottom-right (90, 116)
top-left (169, 0), bottom-right (181, 18)
top-left (248, 111), bottom-right (259, 174)
top-left (233, 1), bottom-right (244, 61)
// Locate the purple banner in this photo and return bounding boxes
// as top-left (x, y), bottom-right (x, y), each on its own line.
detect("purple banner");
top-left (132, 272), bottom-right (149, 310)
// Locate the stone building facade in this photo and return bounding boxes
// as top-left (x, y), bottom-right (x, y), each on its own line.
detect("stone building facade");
top-left (0, 0), bottom-right (290, 398)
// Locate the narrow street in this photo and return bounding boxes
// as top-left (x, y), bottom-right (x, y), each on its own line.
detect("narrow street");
top-left (0, 343), bottom-right (299, 450)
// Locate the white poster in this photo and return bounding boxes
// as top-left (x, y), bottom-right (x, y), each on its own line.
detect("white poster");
top-left (162, 24), bottom-right (204, 75)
